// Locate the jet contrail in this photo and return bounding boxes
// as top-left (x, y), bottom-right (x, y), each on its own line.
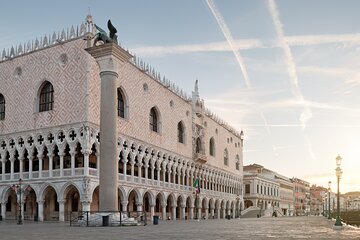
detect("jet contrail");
top-left (267, 0), bottom-right (312, 129)
top-left (205, 0), bottom-right (251, 88)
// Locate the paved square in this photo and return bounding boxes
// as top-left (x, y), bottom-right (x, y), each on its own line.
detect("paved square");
top-left (0, 216), bottom-right (359, 240)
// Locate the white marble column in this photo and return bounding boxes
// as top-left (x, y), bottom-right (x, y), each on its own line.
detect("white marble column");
top-left (29, 156), bottom-right (33, 179)
top-left (217, 208), bottom-right (220, 219)
top-left (58, 200), bottom-right (65, 221)
top-left (1, 160), bottom-right (5, 180)
top-left (70, 150), bottom-right (75, 176)
top-left (1, 202), bottom-right (6, 220)
top-left (222, 208), bottom-right (226, 219)
top-left (150, 204), bottom-right (155, 221)
top-left (19, 157), bottom-right (24, 179)
top-left (59, 153), bottom-right (64, 177)
top-left (136, 203), bottom-right (143, 213)
top-left (189, 207), bottom-right (194, 220)
top-left (83, 151), bottom-right (90, 176)
top-left (144, 165), bottom-right (149, 179)
top-left (210, 208), bottom-right (215, 219)
top-left (172, 206), bottom-right (176, 220)
top-left (138, 163), bottom-right (142, 179)
top-left (96, 153), bottom-right (100, 177)
top-left (38, 155), bottom-right (43, 178)
top-left (162, 205), bottom-right (167, 220)
top-left (204, 208), bottom-right (209, 219)
top-left (82, 201), bottom-right (91, 212)
top-left (121, 201), bottom-right (128, 212)
top-left (181, 205), bottom-right (186, 220)
top-left (48, 154), bottom-right (53, 178)
top-left (37, 200), bottom-right (44, 222)
top-left (10, 157), bottom-right (14, 180)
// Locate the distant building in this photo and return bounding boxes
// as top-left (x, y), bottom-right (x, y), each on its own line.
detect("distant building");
top-left (310, 185), bottom-right (327, 215)
top-left (243, 164), bottom-right (293, 217)
top-left (292, 178), bottom-right (310, 216)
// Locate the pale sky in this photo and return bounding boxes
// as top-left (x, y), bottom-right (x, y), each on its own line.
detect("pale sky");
top-left (1, 0), bottom-right (360, 193)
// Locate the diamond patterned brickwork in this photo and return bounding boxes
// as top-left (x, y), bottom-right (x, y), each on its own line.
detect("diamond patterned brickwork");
top-left (0, 39), bottom-right (90, 134)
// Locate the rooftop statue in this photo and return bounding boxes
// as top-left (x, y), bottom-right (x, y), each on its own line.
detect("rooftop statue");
top-left (93, 20), bottom-right (118, 46)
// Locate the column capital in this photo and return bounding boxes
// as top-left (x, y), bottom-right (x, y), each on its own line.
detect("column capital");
top-left (86, 43), bottom-right (132, 73)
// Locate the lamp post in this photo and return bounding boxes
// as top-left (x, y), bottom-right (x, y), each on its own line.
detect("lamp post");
top-left (334, 155), bottom-right (343, 227)
top-left (328, 181), bottom-right (331, 219)
top-left (11, 179), bottom-right (23, 225)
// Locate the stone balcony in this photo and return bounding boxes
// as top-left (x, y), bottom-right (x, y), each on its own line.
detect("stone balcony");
top-left (194, 152), bottom-right (207, 163)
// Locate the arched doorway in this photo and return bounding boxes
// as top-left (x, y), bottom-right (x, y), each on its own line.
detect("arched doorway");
top-left (127, 190), bottom-right (138, 212)
top-left (90, 186), bottom-right (99, 211)
top-left (24, 187), bottom-right (36, 220)
top-left (155, 192), bottom-right (164, 220)
top-left (43, 186), bottom-right (59, 221)
top-left (5, 188), bottom-right (17, 220)
top-left (64, 185), bottom-right (81, 221)
top-left (166, 194), bottom-right (175, 220)
top-left (143, 191), bottom-right (152, 220)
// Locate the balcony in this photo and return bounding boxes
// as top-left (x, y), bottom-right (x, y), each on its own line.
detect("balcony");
top-left (194, 152), bottom-right (207, 163)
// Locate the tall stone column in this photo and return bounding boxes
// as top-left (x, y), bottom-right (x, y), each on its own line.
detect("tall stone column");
top-left (210, 208), bottom-right (215, 219)
top-left (19, 157), bottom-right (24, 179)
top-left (162, 205), bottom-right (167, 220)
top-left (48, 154), bottom-right (53, 178)
top-left (181, 204), bottom-right (186, 220)
top-left (1, 202), bottom-right (6, 220)
top-left (87, 43), bottom-right (132, 212)
top-left (59, 153), bottom-right (64, 177)
top-left (189, 206), bottom-right (194, 220)
top-left (172, 206), bottom-right (176, 220)
top-left (121, 201), bottom-right (128, 212)
top-left (150, 204), bottom-right (155, 221)
top-left (58, 200), bottom-right (65, 221)
top-left (38, 156), bottom-right (43, 178)
top-left (37, 200), bottom-right (44, 222)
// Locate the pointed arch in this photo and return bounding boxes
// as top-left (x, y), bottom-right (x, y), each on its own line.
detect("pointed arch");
top-left (0, 93), bottom-right (5, 120)
top-left (209, 137), bottom-right (215, 156)
top-left (177, 121), bottom-right (185, 144)
top-left (38, 81), bottom-right (54, 112)
top-left (117, 87), bottom-right (129, 119)
top-left (149, 106), bottom-right (161, 133)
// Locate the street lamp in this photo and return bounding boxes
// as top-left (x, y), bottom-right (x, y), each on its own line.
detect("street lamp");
top-left (11, 179), bottom-right (23, 225)
top-left (334, 155), bottom-right (343, 227)
top-left (328, 181), bottom-right (331, 219)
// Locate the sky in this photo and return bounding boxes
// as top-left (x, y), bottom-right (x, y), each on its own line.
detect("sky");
top-left (1, 0), bottom-right (360, 193)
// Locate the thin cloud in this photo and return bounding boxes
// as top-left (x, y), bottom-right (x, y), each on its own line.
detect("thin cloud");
top-left (132, 39), bottom-right (264, 56)
top-left (285, 33), bottom-right (360, 46)
top-left (205, 0), bottom-right (251, 88)
top-left (131, 33), bottom-right (360, 57)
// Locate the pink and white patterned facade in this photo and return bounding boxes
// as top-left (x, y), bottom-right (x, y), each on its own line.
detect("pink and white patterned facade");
top-left (0, 16), bottom-right (244, 222)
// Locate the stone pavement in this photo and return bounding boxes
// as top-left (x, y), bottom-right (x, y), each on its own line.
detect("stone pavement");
top-left (0, 216), bottom-right (359, 240)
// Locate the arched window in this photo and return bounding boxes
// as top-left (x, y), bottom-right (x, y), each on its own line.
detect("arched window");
top-left (117, 89), bottom-right (125, 118)
top-left (224, 148), bottom-right (228, 166)
top-left (149, 107), bottom-right (159, 132)
top-left (196, 137), bottom-right (202, 153)
top-left (0, 94), bottom-right (5, 120)
top-left (177, 121), bottom-right (185, 143)
top-left (209, 137), bottom-right (215, 156)
top-left (39, 81), bottom-right (54, 112)
top-left (236, 154), bottom-right (240, 170)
